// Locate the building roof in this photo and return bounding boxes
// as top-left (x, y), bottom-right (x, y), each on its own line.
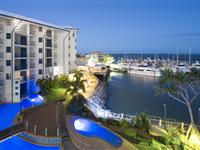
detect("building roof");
top-left (0, 10), bottom-right (78, 31)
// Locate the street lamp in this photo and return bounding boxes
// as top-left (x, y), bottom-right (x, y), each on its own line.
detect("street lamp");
top-left (164, 104), bottom-right (167, 127)
top-left (198, 107), bottom-right (200, 125)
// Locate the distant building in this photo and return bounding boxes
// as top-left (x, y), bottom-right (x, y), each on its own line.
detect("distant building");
top-left (0, 11), bottom-right (77, 103)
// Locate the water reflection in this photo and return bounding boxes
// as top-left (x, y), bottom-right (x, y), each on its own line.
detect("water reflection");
top-left (106, 72), bottom-right (200, 124)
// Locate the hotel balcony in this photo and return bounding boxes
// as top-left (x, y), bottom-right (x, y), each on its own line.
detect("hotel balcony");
top-left (15, 59), bottom-right (27, 71)
top-left (30, 63), bottom-right (36, 69)
top-left (46, 39), bottom-right (52, 47)
top-left (0, 52), bottom-right (3, 58)
top-left (46, 58), bottom-right (52, 67)
top-left (30, 29), bottom-right (36, 36)
top-left (46, 49), bottom-right (52, 57)
top-left (30, 52), bottom-right (36, 57)
top-left (15, 34), bottom-right (27, 45)
top-left (15, 24), bottom-right (27, 35)
top-left (46, 30), bottom-right (52, 38)
top-left (30, 41), bottom-right (36, 46)
top-left (15, 48), bottom-right (27, 58)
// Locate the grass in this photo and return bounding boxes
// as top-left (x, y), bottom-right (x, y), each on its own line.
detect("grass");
top-left (46, 88), bottom-right (72, 104)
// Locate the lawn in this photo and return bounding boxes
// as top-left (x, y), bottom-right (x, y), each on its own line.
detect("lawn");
top-left (46, 88), bottom-right (72, 104)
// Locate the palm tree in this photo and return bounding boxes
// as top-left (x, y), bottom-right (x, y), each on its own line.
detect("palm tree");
top-left (156, 68), bottom-right (200, 123)
top-left (37, 77), bottom-right (56, 96)
top-left (65, 70), bottom-right (86, 101)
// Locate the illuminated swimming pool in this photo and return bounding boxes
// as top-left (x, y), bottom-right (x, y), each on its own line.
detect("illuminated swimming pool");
top-left (0, 94), bottom-right (59, 150)
top-left (73, 118), bottom-right (122, 147)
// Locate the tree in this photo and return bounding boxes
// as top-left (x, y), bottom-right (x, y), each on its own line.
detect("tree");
top-left (156, 68), bottom-right (200, 123)
top-left (134, 113), bottom-right (150, 133)
top-left (58, 74), bottom-right (70, 88)
top-left (37, 77), bottom-right (56, 96)
top-left (65, 70), bottom-right (86, 100)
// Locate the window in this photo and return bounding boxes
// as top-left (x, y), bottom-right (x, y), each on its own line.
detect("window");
top-left (72, 32), bottom-right (75, 37)
top-left (39, 48), bottom-right (43, 53)
top-left (6, 73), bottom-right (11, 80)
top-left (68, 53), bottom-right (71, 57)
top-left (6, 33), bottom-right (11, 39)
top-left (39, 27), bottom-right (43, 32)
top-left (15, 81), bottom-right (19, 84)
top-left (20, 36), bottom-right (27, 45)
top-left (6, 60), bottom-right (11, 66)
top-left (15, 87), bottom-right (18, 90)
top-left (39, 69), bottom-right (43, 74)
top-left (68, 61), bottom-right (70, 65)
top-left (68, 45), bottom-right (71, 49)
top-left (68, 36), bottom-right (71, 40)
top-left (39, 59), bottom-right (43, 64)
top-left (46, 39), bottom-right (52, 47)
top-left (15, 92), bottom-right (19, 95)
top-left (39, 37), bottom-right (43, 43)
top-left (6, 47), bottom-right (11, 53)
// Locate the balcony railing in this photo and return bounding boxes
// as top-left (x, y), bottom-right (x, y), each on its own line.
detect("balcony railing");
top-left (30, 30), bottom-right (36, 35)
top-left (15, 53), bottom-right (27, 58)
top-left (30, 52), bottom-right (35, 57)
top-left (30, 41), bottom-right (36, 46)
top-left (0, 66), bottom-right (3, 72)
top-left (0, 38), bottom-right (3, 45)
top-left (0, 52), bottom-right (3, 58)
top-left (30, 63), bottom-right (36, 68)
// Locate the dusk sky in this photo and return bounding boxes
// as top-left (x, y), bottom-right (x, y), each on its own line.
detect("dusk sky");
top-left (1, 0), bottom-right (200, 54)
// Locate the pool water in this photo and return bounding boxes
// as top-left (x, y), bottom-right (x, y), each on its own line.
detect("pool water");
top-left (73, 117), bottom-right (122, 147)
top-left (0, 94), bottom-right (59, 150)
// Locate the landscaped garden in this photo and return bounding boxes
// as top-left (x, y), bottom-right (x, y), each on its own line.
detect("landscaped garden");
top-left (35, 69), bottom-right (200, 150)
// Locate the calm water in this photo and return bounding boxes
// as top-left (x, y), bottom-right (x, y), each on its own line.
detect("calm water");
top-left (106, 72), bottom-right (200, 124)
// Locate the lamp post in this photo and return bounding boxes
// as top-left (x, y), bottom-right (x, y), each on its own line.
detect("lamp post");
top-left (164, 104), bottom-right (167, 127)
top-left (198, 107), bottom-right (200, 125)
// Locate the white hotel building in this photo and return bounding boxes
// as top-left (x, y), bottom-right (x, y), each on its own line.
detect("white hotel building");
top-left (0, 11), bottom-right (77, 103)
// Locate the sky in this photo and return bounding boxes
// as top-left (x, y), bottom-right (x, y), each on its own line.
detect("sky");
top-left (1, 0), bottom-right (200, 54)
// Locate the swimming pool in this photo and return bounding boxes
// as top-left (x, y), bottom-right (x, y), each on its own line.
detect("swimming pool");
top-left (0, 94), bottom-right (59, 150)
top-left (73, 117), bottom-right (122, 147)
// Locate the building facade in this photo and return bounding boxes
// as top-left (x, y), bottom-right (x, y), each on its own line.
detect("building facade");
top-left (0, 11), bottom-right (77, 103)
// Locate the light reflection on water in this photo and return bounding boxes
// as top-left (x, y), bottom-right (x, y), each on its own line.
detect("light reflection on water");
top-left (106, 72), bottom-right (200, 124)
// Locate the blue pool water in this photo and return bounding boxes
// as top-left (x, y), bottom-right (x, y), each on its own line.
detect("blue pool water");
top-left (73, 117), bottom-right (122, 147)
top-left (0, 94), bottom-right (59, 150)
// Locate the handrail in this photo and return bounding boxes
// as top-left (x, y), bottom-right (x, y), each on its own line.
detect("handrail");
top-left (0, 122), bottom-right (25, 141)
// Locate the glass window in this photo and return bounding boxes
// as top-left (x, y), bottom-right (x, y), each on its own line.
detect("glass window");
top-left (6, 33), bottom-right (11, 39)
top-left (6, 73), bottom-right (11, 80)
top-left (39, 59), bottom-right (43, 64)
top-left (39, 69), bottom-right (43, 74)
top-left (6, 60), bottom-right (11, 66)
top-left (39, 48), bottom-right (43, 53)
top-left (39, 37), bottom-right (43, 43)
top-left (6, 47), bottom-right (11, 53)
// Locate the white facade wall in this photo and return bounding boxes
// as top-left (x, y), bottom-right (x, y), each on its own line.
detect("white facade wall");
top-left (0, 12), bottom-right (77, 103)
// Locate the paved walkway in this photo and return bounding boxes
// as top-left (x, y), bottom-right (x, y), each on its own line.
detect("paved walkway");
top-left (23, 101), bottom-right (67, 137)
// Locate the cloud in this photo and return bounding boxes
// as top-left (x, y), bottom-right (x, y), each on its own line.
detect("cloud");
top-left (159, 33), bottom-right (200, 38)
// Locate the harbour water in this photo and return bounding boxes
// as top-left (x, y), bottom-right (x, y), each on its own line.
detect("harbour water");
top-left (106, 72), bottom-right (200, 124)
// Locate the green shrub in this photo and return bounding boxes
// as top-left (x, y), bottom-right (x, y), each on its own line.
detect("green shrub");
top-left (134, 113), bottom-right (150, 133)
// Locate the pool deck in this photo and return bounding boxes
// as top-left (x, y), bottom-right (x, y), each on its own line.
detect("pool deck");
top-left (22, 101), bottom-right (66, 137)
top-left (66, 115), bottom-right (138, 150)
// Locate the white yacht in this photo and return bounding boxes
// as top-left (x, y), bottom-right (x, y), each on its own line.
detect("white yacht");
top-left (128, 64), bottom-right (161, 77)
